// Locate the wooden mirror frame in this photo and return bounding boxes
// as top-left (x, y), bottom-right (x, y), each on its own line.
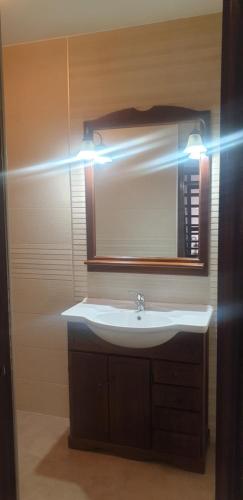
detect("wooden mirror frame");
top-left (84, 105), bottom-right (210, 275)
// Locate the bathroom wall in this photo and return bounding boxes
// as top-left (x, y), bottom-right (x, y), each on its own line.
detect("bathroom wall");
top-left (4, 39), bottom-right (72, 416)
top-left (3, 14), bottom-right (221, 437)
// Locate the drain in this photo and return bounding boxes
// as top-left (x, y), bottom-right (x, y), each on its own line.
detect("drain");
top-left (137, 315), bottom-right (142, 320)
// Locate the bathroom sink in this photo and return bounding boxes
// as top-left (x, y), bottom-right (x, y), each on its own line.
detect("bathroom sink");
top-left (95, 309), bottom-right (173, 329)
top-left (62, 299), bottom-right (213, 349)
top-left (90, 309), bottom-right (176, 347)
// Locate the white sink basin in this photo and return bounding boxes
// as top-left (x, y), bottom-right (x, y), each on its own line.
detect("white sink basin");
top-left (91, 309), bottom-right (176, 347)
top-left (96, 310), bottom-right (173, 329)
top-left (62, 299), bottom-right (213, 349)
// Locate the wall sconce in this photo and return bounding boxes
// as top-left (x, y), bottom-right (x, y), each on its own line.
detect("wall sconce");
top-left (77, 139), bottom-right (96, 160)
top-left (184, 119), bottom-right (207, 160)
top-left (95, 143), bottom-right (112, 164)
top-left (77, 131), bottom-right (112, 164)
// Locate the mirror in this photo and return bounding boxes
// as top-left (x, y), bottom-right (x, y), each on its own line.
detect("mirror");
top-left (84, 106), bottom-right (210, 274)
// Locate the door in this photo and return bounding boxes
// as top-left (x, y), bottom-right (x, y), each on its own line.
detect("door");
top-left (109, 356), bottom-right (150, 449)
top-left (216, 1), bottom-right (243, 500)
top-left (69, 352), bottom-right (109, 441)
top-left (0, 36), bottom-right (17, 500)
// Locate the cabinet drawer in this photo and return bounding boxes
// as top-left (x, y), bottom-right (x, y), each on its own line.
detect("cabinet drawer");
top-left (153, 384), bottom-right (201, 412)
top-left (153, 407), bottom-right (201, 435)
top-left (153, 430), bottom-right (201, 458)
top-left (152, 361), bottom-right (201, 387)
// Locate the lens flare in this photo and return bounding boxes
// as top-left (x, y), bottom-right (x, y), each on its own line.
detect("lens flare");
top-left (4, 128), bottom-right (243, 180)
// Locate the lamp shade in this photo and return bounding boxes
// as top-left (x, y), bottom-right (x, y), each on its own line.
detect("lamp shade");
top-left (77, 137), bottom-right (112, 164)
top-left (77, 139), bottom-right (96, 160)
top-left (184, 129), bottom-right (207, 160)
top-left (95, 144), bottom-right (112, 164)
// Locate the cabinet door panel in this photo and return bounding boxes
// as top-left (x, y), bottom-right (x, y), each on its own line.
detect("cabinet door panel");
top-left (69, 352), bottom-right (109, 441)
top-left (109, 357), bottom-right (150, 449)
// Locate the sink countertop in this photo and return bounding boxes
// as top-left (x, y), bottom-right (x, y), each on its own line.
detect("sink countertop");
top-left (62, 298), bottom-right (213, 334)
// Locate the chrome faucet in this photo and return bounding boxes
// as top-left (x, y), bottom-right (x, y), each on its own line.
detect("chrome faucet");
top-left (136, 292), bottom-right (145, 312)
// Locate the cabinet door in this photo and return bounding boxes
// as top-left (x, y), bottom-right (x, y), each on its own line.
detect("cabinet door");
top-left (109, 357), bottom-right (150, 449)
top-left (69, 352), bottom-right (109, 441)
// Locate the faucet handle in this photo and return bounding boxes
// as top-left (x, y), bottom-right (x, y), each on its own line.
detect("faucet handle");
top-left (137, 292), bottom-right (145, 301)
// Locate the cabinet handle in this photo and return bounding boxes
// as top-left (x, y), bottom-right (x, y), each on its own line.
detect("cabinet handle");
top-left (0, 365), bottom-right (6, 378)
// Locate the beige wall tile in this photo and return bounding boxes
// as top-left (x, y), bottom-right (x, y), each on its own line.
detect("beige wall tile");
top-left (7, 170), bottom-right (71, 210)
top-left (11, 278), bottom-right (73, 315)
top-left (9, 244), bottom-right (73, 283)
top-left (13, 346), bottom-right (68, 385)
top-left (3, 38), bottom-right (69, 169)
top-left (12, 313), bottom-right (68, 351)
top-left (68, 14), bottom-right (221, 152)
top-left (8, 208), bottom-right (72, 246)
top-left (4, 36), bottom-right (72, 419)
top-left (88, 272), bottom-right (210, 305)
top-left (14, 380), bottom-right (69, 417)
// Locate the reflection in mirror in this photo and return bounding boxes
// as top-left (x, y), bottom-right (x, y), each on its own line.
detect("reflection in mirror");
top-left (94, 123), bottom-right (201, 259)
top-left (84, 107), bottom-right (210, 274)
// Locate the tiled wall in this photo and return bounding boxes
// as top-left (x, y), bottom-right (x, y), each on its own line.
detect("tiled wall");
top-left (3, 14), bottom-right (221, 437)
top-left (4, 39), bottom-right (73, 416)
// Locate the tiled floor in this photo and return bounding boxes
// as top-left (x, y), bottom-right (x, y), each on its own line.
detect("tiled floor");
top-left (16, 411), bottom-right (215, 500)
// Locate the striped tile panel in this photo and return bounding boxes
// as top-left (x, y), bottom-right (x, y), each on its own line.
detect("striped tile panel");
top-left (10, 244), bottom-right (73, 282)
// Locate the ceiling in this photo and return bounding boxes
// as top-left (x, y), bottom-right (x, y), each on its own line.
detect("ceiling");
top-left (1, 0), bottom-right (222, 46)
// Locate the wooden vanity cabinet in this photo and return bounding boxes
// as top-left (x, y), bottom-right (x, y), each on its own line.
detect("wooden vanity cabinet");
top-left (68, 322), bottom-right (208, 473)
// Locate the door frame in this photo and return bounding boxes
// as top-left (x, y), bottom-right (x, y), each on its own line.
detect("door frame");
top-left (216, 1), bottom-right (243, 499)
top-left (0, 37), bottom-right (17, 500)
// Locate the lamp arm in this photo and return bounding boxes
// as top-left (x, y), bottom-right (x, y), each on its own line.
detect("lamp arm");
top-left (199, 118), bottom-right (207, 136)
top-left (94, 131), bottom-right (103, 146)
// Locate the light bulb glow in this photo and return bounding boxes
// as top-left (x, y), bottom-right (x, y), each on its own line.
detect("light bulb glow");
top-left (77, 138), bottom-right (113, 164)
top-left (186, 145), bottom-right (207, 160)
top-left (95, 155), bottom-right (112, 164)
top-left (76, 144), bottom-right (113, 164)
top-left (77, 138), bottom-right (96, 160)
top-left (184, 131), bottom-right (207, 160)
top-left (77, 150), bottom-right (96, 160)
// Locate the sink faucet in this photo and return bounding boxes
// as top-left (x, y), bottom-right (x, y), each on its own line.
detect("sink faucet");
top-left (136, 292), bottom-right (145, 312)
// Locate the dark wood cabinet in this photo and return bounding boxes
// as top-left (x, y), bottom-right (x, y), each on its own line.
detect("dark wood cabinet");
top-left (69, 352), bottom-right (109, 441)
top-left (109, 356), bottom-right (150, 449)
top-left (68, 322), bottom-right (208, 473)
